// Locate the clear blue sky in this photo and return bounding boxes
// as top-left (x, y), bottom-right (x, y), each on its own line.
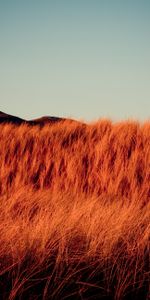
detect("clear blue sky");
top-left (0, 0), bottom-right (150, 122)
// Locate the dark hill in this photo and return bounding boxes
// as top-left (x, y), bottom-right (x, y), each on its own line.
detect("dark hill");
top-left (0, 111), bottom-right (24, 124)
top-left (0, 111), bottom-right (64, 126)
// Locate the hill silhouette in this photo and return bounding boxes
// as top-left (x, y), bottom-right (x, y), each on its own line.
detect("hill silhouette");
top-left (0, 111), bottom-right (64, 125)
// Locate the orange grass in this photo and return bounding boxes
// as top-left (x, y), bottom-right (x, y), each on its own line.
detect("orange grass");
top-left (0, 119), bottom-right (149, 299)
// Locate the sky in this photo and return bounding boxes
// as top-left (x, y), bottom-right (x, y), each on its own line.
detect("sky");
top-left (0, 0), bottom-right (150, 122)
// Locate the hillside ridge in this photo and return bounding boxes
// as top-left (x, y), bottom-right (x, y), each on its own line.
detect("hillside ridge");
top-left (0, 111), bottom-right (64, 125)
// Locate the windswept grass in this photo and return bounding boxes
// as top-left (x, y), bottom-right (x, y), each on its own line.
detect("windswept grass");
top-left (0, 119), bottom-right (149, 299)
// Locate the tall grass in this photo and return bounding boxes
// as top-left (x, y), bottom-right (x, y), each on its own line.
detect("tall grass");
top-left (0, 119), bottom-right (149, 299)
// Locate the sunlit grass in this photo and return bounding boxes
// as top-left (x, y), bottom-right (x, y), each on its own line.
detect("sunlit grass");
top-left (0, 119), bottom-right (149, 299)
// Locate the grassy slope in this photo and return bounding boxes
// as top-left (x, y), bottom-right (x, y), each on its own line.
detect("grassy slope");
top-left (0, 119), bottom-right (149, 299)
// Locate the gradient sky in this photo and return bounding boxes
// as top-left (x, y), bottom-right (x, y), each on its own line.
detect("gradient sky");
top-left (0, 0), bottom-right (150, 122)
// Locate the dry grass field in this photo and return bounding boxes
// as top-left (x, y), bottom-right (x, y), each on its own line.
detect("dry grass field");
top-left (0, 118), bottom-right (149, 299)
